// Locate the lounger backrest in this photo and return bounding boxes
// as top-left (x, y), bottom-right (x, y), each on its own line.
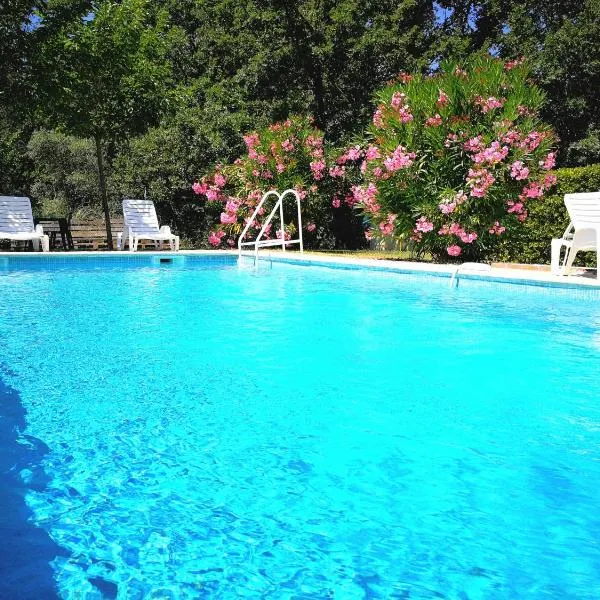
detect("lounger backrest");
top-left (123, 199), bottom-right (160, 235)
top-left (0, 196), bottom-right (35, 233)
top-left (564, 193), bottom-right (600, 229)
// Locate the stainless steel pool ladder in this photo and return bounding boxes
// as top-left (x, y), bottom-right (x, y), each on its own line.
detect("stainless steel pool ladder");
top-left (450, 262), bottom-right (492, 287)
top-left (238, 189), bottom-right (303, 264)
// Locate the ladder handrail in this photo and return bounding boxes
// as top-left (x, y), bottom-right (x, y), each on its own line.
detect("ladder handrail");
top-left (237, 189), bottom-right (303, 258)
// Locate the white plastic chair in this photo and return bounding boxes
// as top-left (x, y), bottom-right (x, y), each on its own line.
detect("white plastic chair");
top-left (551, 192), bottom-right (600, 277)
top-left (0, 196), bottom-right (49, 252)
top-left (117, 199), bottom-right (179, 252)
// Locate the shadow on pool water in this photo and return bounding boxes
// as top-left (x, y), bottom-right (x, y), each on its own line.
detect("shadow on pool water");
top-left (0, 377), bottom-right (67, 599)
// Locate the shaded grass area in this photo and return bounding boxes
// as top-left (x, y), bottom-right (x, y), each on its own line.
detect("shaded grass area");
top-left (0, 378), bottom-right (66, 599)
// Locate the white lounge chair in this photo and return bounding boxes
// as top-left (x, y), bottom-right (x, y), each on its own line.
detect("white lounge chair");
top-left (0, 196), bottom-right (49, 252)
top-left (117, 199), bottom-right (179, 252)
top-left (551, 192), bottom-right (600, 277)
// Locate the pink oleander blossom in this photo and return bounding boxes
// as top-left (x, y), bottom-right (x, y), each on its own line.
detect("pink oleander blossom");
top-left (192, 182), bottom-right (208, 195)
top-left (365, 145), bottom-right (381, 161)
top-left (472, 141), bottom-right (509, 166)
top-left (459, 231), bottom-right (478, 244)
top-left (488, 221), bottom-right (506, 235)
top-left (346, 146), bottom-right (362, 161)
top-left (383, 145), bottom-right (416, 172)
top-left (540, 152), bottom-right (556, 170)
top-left (373, 106), bottom-right (384, 128)
top-left (310, 160), bottom-right (326, 180)
top-left (475, 95), bottom-right (505, 113)
top-left (307, 222), bottom-right (316, 232)
top-left (425, 114), bottom-right (443, 127)
top-left (208, 231), bottom-right (225, 247)
top-left (332, 196), bottom-right (341, 208)
top-left (243, 133), bottom-right (260, 149)
top-left (281, 139), bottom-right (294, 152)
top-left (437, 90), bottom-right (449, 107)
top-left (543, 174), bottom-right (557, 189)
top-left (415, 216), bottom-right (434, 233)
top-left (214, 173), bottom-right (226, 187)
top-left (329, 165), bottom-right (345, 177)
top-left (447, 245), bottom-right (462, 257)
top-left (206, 188), bottom-right (220, 201)
top-left (220, 212), bottom-right (237, 225)
top-left (439, 201), bottom-right (456, 215)
top-left (225, 199), bottom-right (239, 213)
top-left (521, 182), bottom-right (543, 198)
top-left (464, 136), bottom-right (484, 153)
top-left (510, 160), bottom-right (530, 180)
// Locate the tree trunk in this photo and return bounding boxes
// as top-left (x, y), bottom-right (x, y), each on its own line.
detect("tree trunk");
top-left (95, 134), bottom-right (113, 250)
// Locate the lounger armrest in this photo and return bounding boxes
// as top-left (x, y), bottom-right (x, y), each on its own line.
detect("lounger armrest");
top-left (35, 224), bottom-right (44, 235)
top-left (160, 225), bottom-right (172, 235)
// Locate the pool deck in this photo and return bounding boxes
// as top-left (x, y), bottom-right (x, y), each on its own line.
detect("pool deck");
top-left (1, 249), bottom-right (599, 290)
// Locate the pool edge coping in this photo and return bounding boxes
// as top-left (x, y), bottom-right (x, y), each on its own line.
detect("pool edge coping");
top-left (1, 249), bottom-right (599, 291)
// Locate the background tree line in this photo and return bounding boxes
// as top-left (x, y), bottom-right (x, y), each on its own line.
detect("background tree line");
top-left (1, 0), bottom-right (599, 245)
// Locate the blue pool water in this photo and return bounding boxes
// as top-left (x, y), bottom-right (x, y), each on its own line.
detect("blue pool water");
top-left (1, 255), bottom-right (600, 599)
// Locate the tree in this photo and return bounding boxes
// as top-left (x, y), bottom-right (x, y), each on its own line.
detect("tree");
top-left (27, 129), bottom-right (104, 219)
top-left (34, 0), bottom-right (178, 248)
top-left (156, 0), bottom-right (436, 141)
top-left (436, 0), bottom-right (600, 165)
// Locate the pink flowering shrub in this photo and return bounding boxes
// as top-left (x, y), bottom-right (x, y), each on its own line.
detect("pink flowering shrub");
top-left (192, 115), bottom-right (366, 249)
top-left (349, 54), bottom-right (557, 260)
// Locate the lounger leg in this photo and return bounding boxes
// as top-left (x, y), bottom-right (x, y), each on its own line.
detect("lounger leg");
top-left (133, 237), bottom-right (139, 252)
top-left (550, 239), bottom-right (562, 275)
top-left (32, 238), bottom-right (40, 252)
top-left (117, 232), bottom-right (123, 251)
top-left (42, 235), bottom-right (49, 253)
top-left (129, 235), bottom-right (134, 252)
top-left (565, 244), bottom-right (578, 273)
top-left (174, 236), bottom-right (180, 252)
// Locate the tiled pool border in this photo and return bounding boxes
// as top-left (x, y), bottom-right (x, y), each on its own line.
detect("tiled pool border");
top-left (1, 249), bottom-right (599, 295)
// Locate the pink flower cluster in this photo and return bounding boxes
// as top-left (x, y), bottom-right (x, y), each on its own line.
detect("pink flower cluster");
top-left (310, 160), bottom-right (326, 180)
top-left (425, 114), bottom-right (443, 127)
top-left (352, 184), bottom-right (380, 214)
top-left (379, 214), bottom-right (397, 236)
top-left (208, 230), bottom-right (226, 247)
top-left (475, 96), bottom-right (506, 113)
top-left (437, 90), bottom-right (449, 108)
top-left (507, 201), bottom-right (528, 222)
top-left (390, 92), bottom-right (414, 123)
top-left (488, 221), bottom-right (506, 235)
top-left (383, 145), bottom-right (416, 172)
top-left (540, 152), bottom-right (556, 170)
top-left (472, 141), bottom-right (509, 166)
top-left (467, 167), bottom-right (495, 197)
top-left (510, 160), bottom-right (529, 180)
top-left (438, 222), bottom-right (477, 244)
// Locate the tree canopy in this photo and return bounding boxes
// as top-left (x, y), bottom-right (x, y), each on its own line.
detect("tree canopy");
top-left (0, 0), bottom-right (598, 237)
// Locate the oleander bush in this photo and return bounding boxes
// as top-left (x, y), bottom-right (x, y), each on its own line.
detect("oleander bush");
top-left (345, 54), bottom-right (557, 261)
top-left (191, 115), bottom-right (366, 249)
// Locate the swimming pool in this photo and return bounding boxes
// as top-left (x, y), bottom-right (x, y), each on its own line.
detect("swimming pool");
top-left (1, 254), bottom-right (600, 599)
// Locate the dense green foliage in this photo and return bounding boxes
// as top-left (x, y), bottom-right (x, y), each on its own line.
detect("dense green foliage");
top-left (0, 0), bottom-right (599, 254)
top-left (493, 164), bottom-right (600, 265)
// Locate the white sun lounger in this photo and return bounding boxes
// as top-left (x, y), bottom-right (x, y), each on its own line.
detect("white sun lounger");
top-left (551, 192), bottom-right (600, 277)
top-left (117, 199), bottom-right (179, 251)
top-left (0, 196), bottom-right (49, 252)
